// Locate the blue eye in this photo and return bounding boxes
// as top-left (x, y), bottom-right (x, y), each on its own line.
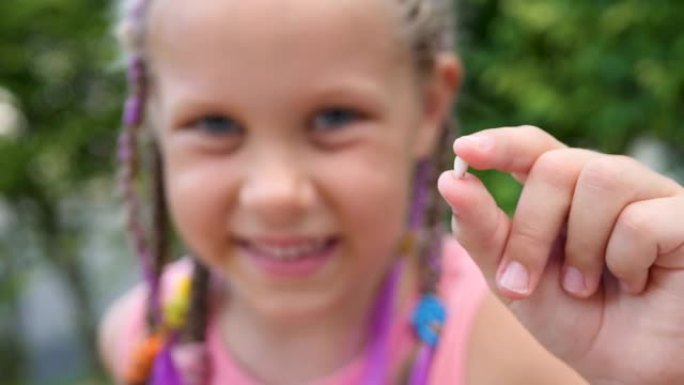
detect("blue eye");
top-left (196, 115), bottom-right (243, 135)
top-left (312, 108), bottom-right (363, 131)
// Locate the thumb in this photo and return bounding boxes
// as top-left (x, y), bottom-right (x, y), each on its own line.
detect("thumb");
top-left (437, 170), bottom-right (511, 298)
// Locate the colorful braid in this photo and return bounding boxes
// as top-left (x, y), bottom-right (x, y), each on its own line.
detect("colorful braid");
top-left (117, 0), bottom-right (211, 384)
top-left (118, 57), bottom-right (211, 385)
top-left (118, 54), bottom-right (164, 329)
top-left (401, 1), bottom-right (459, 382)
top-left (405, 120), bottom-right (457, 385)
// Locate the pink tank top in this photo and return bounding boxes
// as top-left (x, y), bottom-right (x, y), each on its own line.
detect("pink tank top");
top-left (113, 238), bottom-right (488, 384)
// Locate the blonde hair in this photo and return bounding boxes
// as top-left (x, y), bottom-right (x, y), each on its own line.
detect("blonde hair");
top-left (115, 0), bottom-right (456, 74)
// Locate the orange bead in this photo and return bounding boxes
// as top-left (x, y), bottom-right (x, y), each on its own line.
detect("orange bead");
top-left (125, 333), bottom-right (165, 385)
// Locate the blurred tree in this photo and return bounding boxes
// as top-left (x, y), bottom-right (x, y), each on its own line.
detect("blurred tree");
top-left (0, 0), bottom-right (124, 382)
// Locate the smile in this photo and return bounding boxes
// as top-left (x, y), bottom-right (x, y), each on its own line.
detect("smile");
top-left (246, 239), bottom-right (333, 260)
top-left (234, 236), bottom-right (340, 277)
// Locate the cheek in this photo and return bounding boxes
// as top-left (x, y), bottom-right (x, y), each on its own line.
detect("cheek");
top-left (165, 157), bottom-right (236, 260)
top-left (324, 150), bottom-right (413, 259)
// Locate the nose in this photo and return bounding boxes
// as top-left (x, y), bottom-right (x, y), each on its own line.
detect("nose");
top-left (238, 156), bottom-right (316, 226)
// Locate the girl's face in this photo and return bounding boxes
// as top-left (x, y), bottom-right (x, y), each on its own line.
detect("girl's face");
top-left (147, 0), bottom-right (450, 319)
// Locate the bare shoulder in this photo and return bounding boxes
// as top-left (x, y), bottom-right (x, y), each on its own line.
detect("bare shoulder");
top-left (98, 284), bottom-right (146, 377)
top-left (466, 291), bottom-right (587, 385)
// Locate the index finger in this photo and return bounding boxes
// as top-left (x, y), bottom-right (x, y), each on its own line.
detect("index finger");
top-left (454, 125), bottom-right (567, 179)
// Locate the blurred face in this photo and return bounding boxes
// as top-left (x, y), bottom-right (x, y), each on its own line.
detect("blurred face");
top-left (147, 0), bottom-right (439, 319)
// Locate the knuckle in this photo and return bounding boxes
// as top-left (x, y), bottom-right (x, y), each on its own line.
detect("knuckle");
top-left (564, 243), bottom-right (600, 271)
top-left (513, 222), bottom-right (546, 244)
top-left (516, 125), bottom-right (565, 149)
top-left (605, 252), bottom-right (631, 279)
top-left (579, 155), bottom-right (631, 193)
top-left (508, 222), bottom-right (550, 263)
top-left (517, 124), bottom-right (543, 135)
top-left (606, 205), bottom-right (654, 278)
top-left (488, 210), bottom-right (510, 244)
top-left (518, 125), bottom-right (551, 143)
top-left (615, 204), bottom-right (653, 241)
top-left (532, 149), bottom-right (578, 187)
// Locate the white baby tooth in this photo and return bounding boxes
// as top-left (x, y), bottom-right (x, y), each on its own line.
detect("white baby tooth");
top-left (251, 240), bottom-right (327, 261)
top-left (453, 156), bottom-right (469, 179)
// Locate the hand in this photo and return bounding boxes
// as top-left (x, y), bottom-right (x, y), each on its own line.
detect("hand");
top-left (437, 126), bottom-right (684, 385)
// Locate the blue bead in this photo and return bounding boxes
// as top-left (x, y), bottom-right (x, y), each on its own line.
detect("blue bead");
top-left (411, 294), bottom-right (447, 347)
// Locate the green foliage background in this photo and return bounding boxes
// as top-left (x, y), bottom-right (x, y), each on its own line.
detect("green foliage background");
top-left (458, 0), bottom-right (684, 210)
top-left (0, 0), bottom-right (682, 383)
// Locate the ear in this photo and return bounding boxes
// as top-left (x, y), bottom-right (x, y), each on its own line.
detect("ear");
top-left (413, 53), bottom-right (463, 159)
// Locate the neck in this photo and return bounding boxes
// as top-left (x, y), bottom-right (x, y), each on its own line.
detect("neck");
top-left (218, 258), bottom-right (419, 385)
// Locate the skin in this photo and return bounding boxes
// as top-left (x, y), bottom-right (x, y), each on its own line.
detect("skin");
top-left (438, 126), bottom-right (684, 384)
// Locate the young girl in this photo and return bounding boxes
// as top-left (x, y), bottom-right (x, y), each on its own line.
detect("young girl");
top-left (100, 0), bottom-right (684, 384)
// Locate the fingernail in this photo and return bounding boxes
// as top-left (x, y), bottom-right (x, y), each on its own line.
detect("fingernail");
top-left (452, 156), bottom-right (469, 179)
top-left (563, 267), bottom-right (586, 295)
top-left (498, 261), bottom-right (530, 294)
top-left (455, 134), bottom-right (494, 152)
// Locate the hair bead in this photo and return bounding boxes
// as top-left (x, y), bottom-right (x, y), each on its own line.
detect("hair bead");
top-left (151, 338), bottom-right (183, 385)
top-left (125, 333), bottom-right (165, 385)
top-left (128, 56), bottom-right (146, 85)
top-left (123, 95), bottom-right (143, 127)
top-left (412, 294), bottom-right (446, 347)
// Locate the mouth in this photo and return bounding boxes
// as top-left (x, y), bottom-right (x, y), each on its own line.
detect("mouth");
top-left (234, 236), bottom-right (340, 277)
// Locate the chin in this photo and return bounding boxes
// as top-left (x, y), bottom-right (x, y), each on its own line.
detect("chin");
top-left (249, 285), bottom-right (347, 324)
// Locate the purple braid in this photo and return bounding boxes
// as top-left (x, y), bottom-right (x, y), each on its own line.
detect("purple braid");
top-left (406, 120), bottom-right (456, 385)
top-left (366, 120), bottom-right (455, 384)
top-left (408, 156), bottom-right (444, 292)
top-left (118, 2), bottom-right (213, 384)
top-left (409, 159), bottom-right (433, 230)
top-left (399, 1), bottom-right (458, 381)
top-left (118, 54), bottom-right (165, 328)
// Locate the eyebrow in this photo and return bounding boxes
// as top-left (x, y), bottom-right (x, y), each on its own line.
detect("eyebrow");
top-left (165, 96), bottom-right (233, 128)
top-left (305, 78), bottom-right (389, 111)
top-left (163, 74), bottom-right (390, 126)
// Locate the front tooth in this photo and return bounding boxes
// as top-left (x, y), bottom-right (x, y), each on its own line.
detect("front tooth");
top-left (254, 241), bottom-right (325, 260)
top-left (277, 247), bottom-right (296, 259)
